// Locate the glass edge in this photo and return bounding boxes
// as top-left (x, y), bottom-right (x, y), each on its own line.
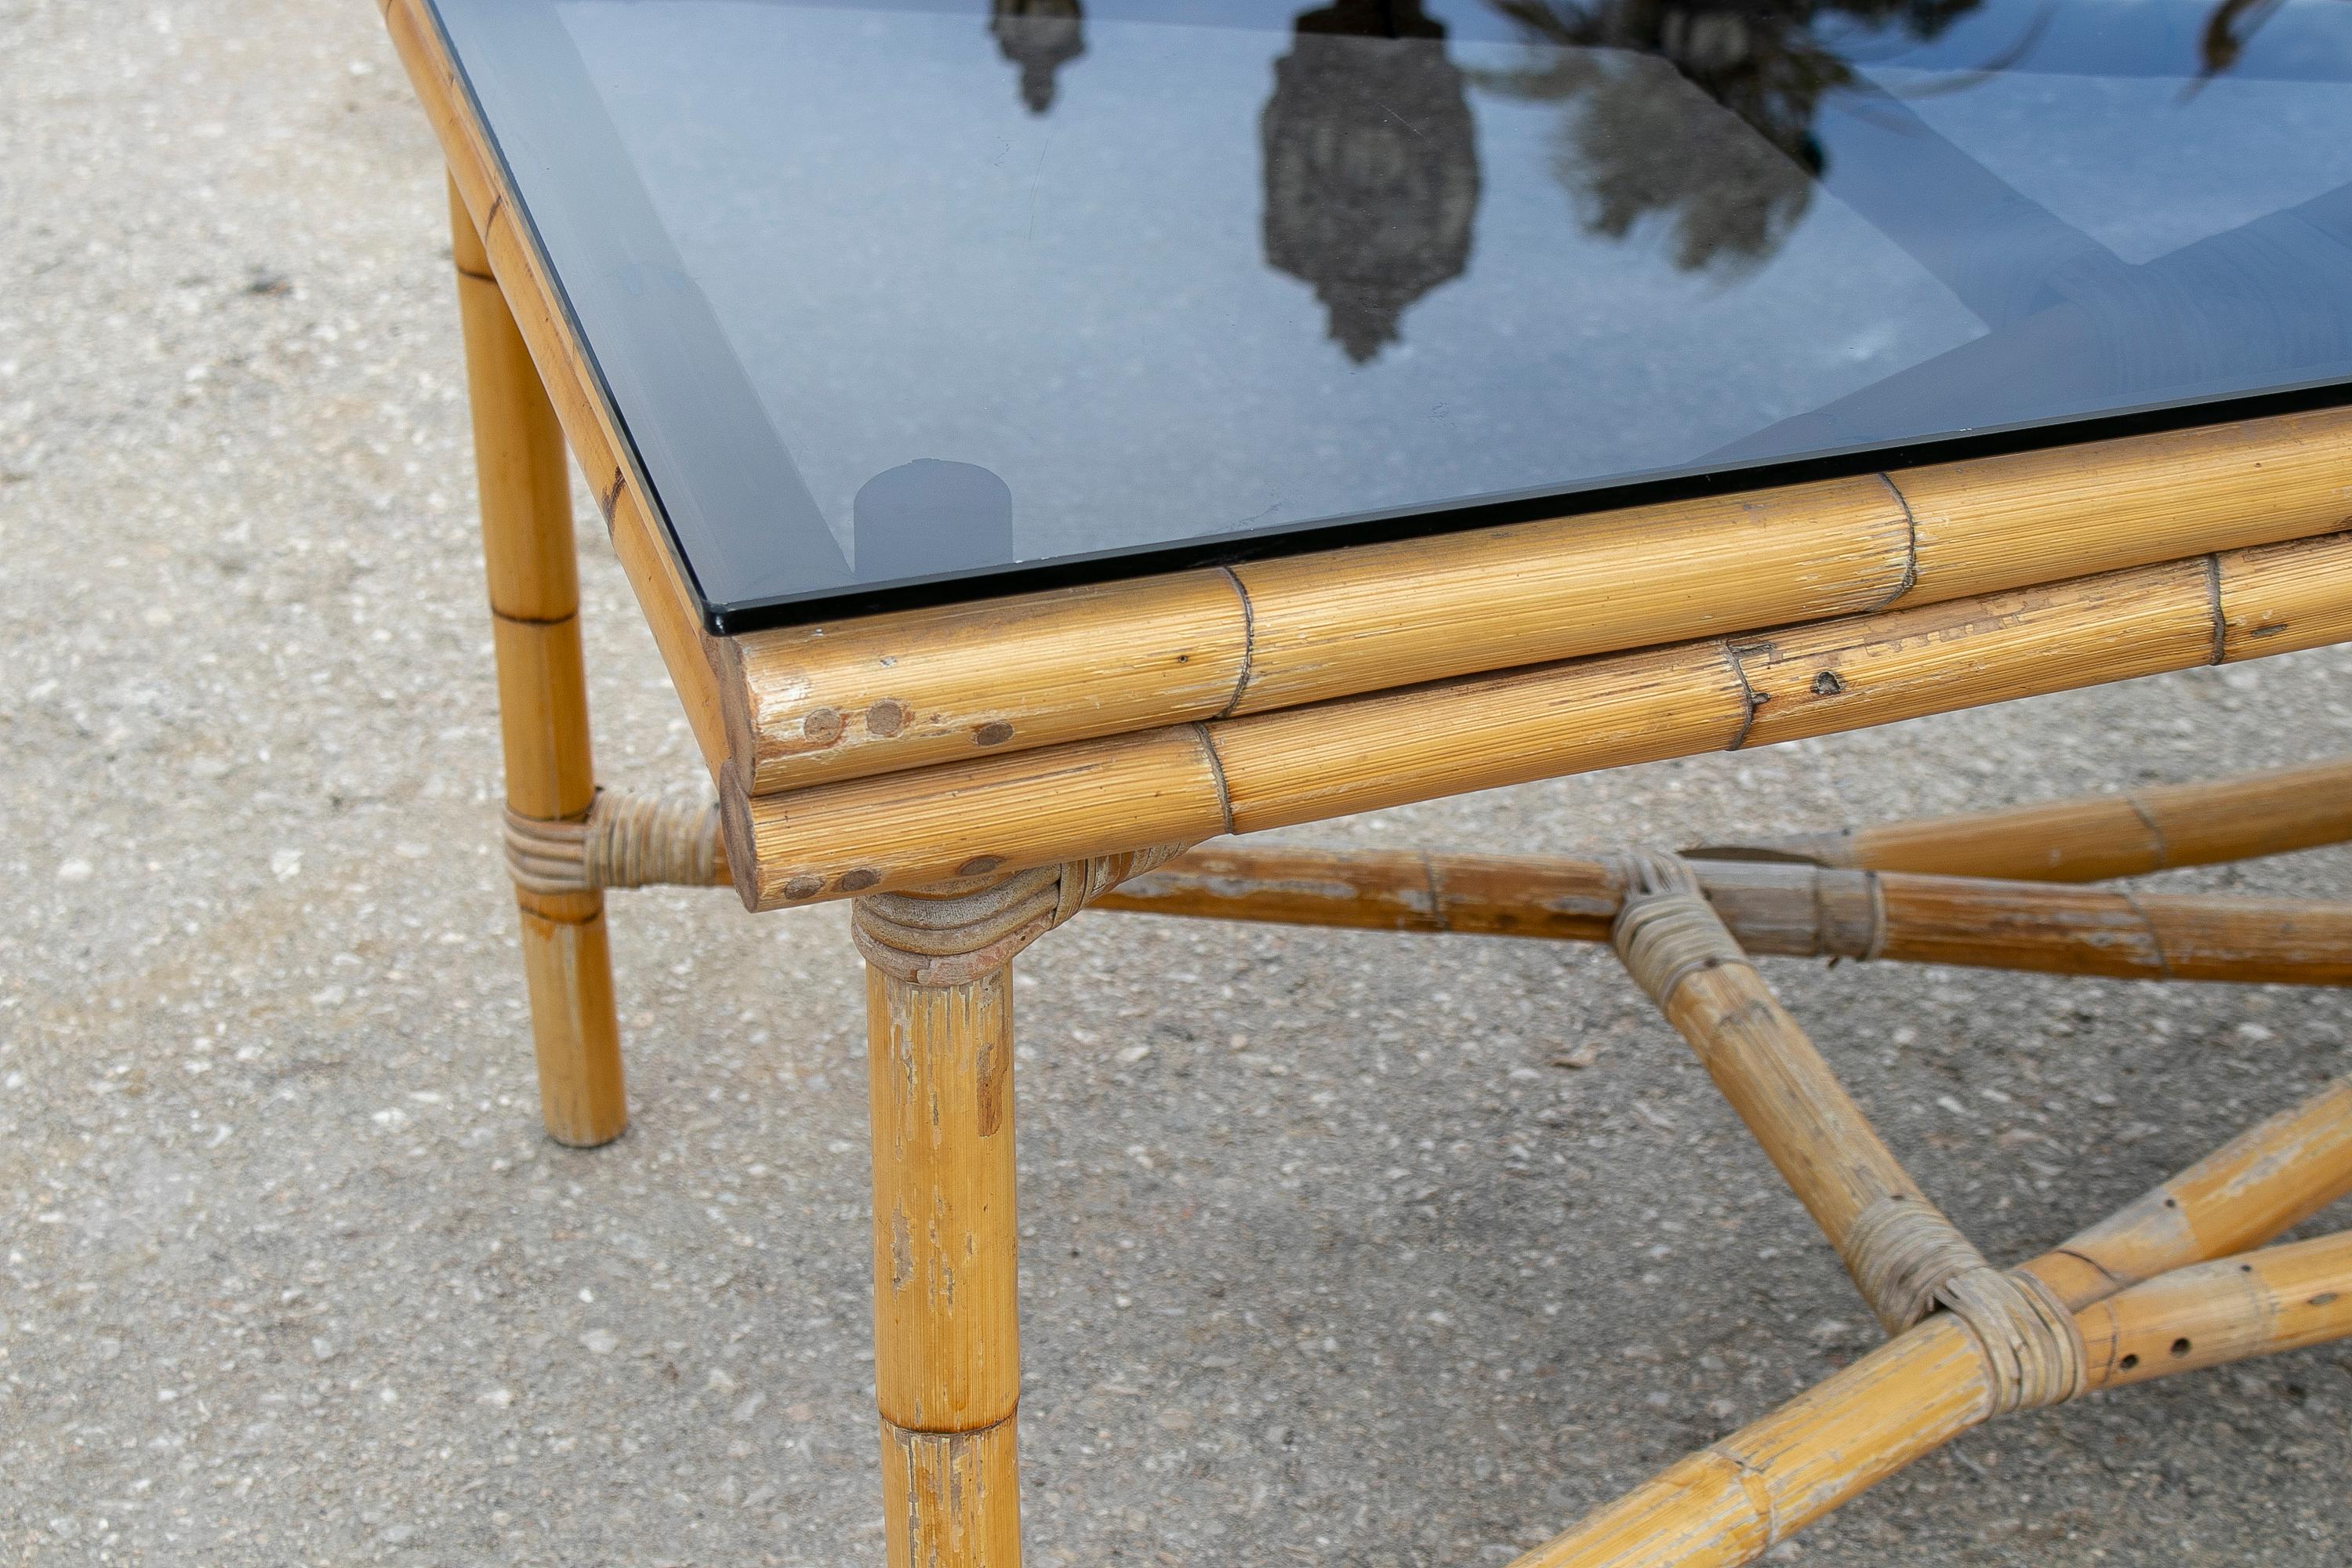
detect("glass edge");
top-left (704, 374), bottom-right (2352, 636)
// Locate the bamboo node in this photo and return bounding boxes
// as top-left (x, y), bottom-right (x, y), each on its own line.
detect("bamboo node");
top-left (1611, 850), bottom-right (1749, 1004)
top-left (503, 788), bottom-right (720, 895)
top-left (1842, 1195), bottom-right (2085, 1410)
top-left (854, 845), bottom-right (1189, 986)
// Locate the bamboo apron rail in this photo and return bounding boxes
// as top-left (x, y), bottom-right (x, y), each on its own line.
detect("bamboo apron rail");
top-left (722, 532), bottom-right (2352, 910)
top-left (379, 2), bottom-right (2352, 1564)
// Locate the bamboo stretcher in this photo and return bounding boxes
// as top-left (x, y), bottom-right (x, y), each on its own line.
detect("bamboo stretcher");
top-left (1098, 844), bottom-right (2352, 986)
top-left (381, 0), bottom-right (2352, 1557)
top-left (1692, 755), bottom-right (2352, 880)
top-left (1509, 859), bottom-right (2352, 1568)
top-left (1523, 1227), bottom-right (2352, 1568)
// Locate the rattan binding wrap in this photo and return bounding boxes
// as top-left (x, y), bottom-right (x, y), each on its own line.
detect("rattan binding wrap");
top-left (852, 845), bottom-right (1189, 985)
top-left (504, 789), bottom-right (720, 895)
top-left (1611, 850), bottom-right (1751, 1004)
top-left (1842, 1195), bottom-right (2085, 1410)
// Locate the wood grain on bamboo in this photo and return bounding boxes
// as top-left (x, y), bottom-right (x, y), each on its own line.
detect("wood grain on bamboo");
top-left (2017, 1080), bottom-right (2352, 1312)
top-left (724, 531), bottom-right (2352, 910)
top-left (1646, 958), bottom-right (1934, 1308)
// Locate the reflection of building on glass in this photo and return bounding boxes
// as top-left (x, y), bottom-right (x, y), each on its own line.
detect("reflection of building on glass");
top-left (1479, 0), bottom-right (1978, 270)
top-left (854, 459), bottom-right (1014, 582)
top-left (1262, 0), bottom-right (1481, 363)
top-left (991, 0), bottom-right (1086, 114)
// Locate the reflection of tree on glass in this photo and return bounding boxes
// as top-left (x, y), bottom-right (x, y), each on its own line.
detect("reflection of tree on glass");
top-left (2196, 0), bottom-right (2349, 78)
top-left (1475, 0), bottom-right (1979, 272)
top-left (992, 0), bottom-right (1085, 114)
top-left (1261, 0), bottom-right (1482, 363)
top-left (1479, 0), bottom-right (2337, 277)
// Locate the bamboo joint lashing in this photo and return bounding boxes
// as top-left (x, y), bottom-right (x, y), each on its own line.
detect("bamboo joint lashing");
top-left (1611, 850), bottom-right (2087, 1410)
top-left (1610, 851), bottom-right (1752, 1004)
top-left (853, 844), bottom-right (1190, 986)
top-left (503, 787), bottom-right (722, 895)
top-left (1944, 1264), bottom-right (2085, 1413)
top-left (1841, 1196), bottom-right (2086, 1410)
top-left (1841, 1195), bottom-right (1989, 1332)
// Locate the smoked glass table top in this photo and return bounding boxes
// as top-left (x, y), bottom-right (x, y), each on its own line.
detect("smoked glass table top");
top-left (428, 0), bottom-right (2352, 632)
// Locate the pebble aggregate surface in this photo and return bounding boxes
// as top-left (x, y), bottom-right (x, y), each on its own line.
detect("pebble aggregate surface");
top-left (3, 2), bottom-right (2350, 1563)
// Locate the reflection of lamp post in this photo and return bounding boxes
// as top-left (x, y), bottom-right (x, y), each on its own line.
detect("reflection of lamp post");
top-left (1261, 0), bottom-right (1480, 363)
top-left (992, 0), bottom-right (1086, 115)
top-left (854, 459), bottom-right (1014, 583)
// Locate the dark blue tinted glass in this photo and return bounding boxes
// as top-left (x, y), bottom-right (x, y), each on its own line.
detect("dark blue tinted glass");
top-left (429, 0), bottom-right (2352, 630)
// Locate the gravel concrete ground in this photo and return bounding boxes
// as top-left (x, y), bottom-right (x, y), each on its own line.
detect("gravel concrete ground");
top-left (5, 3), bottom-right (2351, 1564)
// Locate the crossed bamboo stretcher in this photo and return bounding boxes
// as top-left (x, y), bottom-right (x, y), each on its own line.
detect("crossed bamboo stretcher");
top-left (549, 758), bottom-right (2352, 1564)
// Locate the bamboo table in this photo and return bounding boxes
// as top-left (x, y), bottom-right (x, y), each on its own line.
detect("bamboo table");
top-left (383, 0), bottom-right (2352, 1561)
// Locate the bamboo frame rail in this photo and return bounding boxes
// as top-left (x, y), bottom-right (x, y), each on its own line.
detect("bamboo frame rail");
top-left (1513, 1077), bottom-right (2352, 1568)
top-left (1094, 845), bottom-right (2352, 986)
top-left (724, 528), bottom-right (2352, 909)
top-left (1690, 755), bottom-right (2352, 880)
top-left (569, 803), bottom-right (2352, 989)
top-left (725, 408), bottom-right (2352, 797)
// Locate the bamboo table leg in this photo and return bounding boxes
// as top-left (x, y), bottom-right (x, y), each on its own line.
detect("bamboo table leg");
top-left (848, 848), bottom-right (1185, 1565)
top-left (449, 176), bottom-right (625, 1148)
top-left (866, 958), bottom-right (1024, 1566)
